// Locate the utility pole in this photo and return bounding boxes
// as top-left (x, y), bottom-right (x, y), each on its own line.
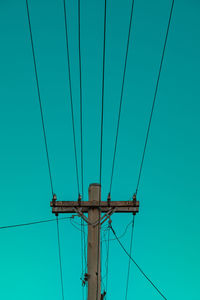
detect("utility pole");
top-left (51, 183), bottom-right (139, 299)
top-left (87, 184), bottom-right (101, 300)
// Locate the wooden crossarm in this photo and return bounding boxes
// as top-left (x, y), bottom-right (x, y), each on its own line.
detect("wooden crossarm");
top-left (51, 200), bottom-right (139, 214)
top-left (50, 200), bottom-right (139, 208)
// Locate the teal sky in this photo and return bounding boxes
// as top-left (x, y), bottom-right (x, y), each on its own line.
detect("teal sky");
top-left (0, 0), bottom-right (200, 299)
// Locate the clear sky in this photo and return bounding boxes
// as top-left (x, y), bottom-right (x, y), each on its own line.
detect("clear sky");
top-left (0, 0), bottom-right (200, 299)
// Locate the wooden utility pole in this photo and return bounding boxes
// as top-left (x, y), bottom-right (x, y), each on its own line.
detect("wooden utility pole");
top-left (50, 183), bottom-right (139, 299)
top-left (87, 184), bottom-right (101, 300)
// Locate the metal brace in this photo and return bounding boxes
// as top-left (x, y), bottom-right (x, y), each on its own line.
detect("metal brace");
top-left (73, 206), bottom-right (116, 227)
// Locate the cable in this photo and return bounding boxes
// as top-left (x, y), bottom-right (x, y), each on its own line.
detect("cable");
top-left (56, 217), bottom-right (65, 300)
top-left (81, 217), bottom-right (85, 300)
top-left (102, 220), bottom-right (133, 242)
top-left (25, 0), bottom-right (54, 197)
top-left (63, 0), bottom-right (80, 196)
top-left (111, 225), bottom-right (167, 300)
top-left (109, 0), bottom-right (135, 195)
top-left (26, 2), bottom-right (65, 298)
top-left (78, 2), bottom-right (87, 298)
top-left (70, 218), bottom-right (85, 232)
top-left (78, 0), bottom-right (84, 198)
top-left (135, 0), bottom-right (175, 195)
top-left (97, 0), bottom-right (107, 299)
top-left (105, 225), bottom-right (110, 298)
top-left (99, 0), bottom-right (107, 185)
top-left (0, 216), bottom-right (72, 230)
top-left (125, 216), bottom-right (135, 300)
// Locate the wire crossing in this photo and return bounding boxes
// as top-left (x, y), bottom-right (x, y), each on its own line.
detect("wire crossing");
top-left (135, 0), bottom-right (175, 195)
top-left (111, 225), bottom-right (167, 300)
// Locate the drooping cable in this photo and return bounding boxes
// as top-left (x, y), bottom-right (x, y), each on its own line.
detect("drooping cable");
top-left (135, 0), bottom-right (175, 195)
top-left (0, 216), bottom-right (72, 230)
top-left (105, 225), bottom-right (110, 299)
top-left (25, 1), bottom-right (64, 298)
top-left (125, 216), bottom-right (135, 300)
top-left (102, 220), bottom-right (133, 242)
top-left (78, 1), bottom-right (87, 298)
top-left (56, 217), bottom-right (65, 300)
top-left (80, 217), bottom-right (85, 300)
top-left (63, 0), bottom-right (80, 196)
top-left (97, 0), bottom-right (107, 299)
top-left (109, 0), bottom-right (135, 195)
top-left (111, 225), bottom-right (167, 300)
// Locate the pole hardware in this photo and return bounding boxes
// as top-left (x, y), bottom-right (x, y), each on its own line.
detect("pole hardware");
top-left (50, 183), bottom-right (139, 300)
top-left (107, 193), bottom-right (111, 206)
top-left (78, 193), bottom-right (82, 205)
top-left (52, 194), bottom-right (57, 206)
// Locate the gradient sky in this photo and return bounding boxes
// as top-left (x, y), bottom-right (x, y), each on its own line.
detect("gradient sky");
top-left (0, 0), bottom-right (200, 299)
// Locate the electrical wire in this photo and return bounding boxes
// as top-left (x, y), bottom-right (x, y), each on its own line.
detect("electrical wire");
top-left (78, 2), bottom-right (87, 298)
top-left (25, 0), bottom-right (54, 197)
top-left (63, 0), bottom-right (80, 195)
top-left (99, 0), bottom-right (107, 185)
top-left (109, 0), bottom-right (135, 195)
top-left (97, 0), bottom-right (107, 298)
top-left (102, 220), bottom-right (133, 242)
top-left (81, 217), bottom-right (85, 300)
top-left (0, 216), bottom-right (72, 230)
top-left (56, 217), bottom-right (65, 300)
top-left (111, 225), bottom-right (167, 300)
top-left (25, 2), bottom-right (65, 298)
top-left (125, 216), bottom-right (135, 300)
top-left (78, 0), bottom-right (84, 198)
top-left (105, 225), bottom-right (110, 299)
top-left (123, 1), bottom-right (175, 298)
top-left (135, 0), bottom-right (175, 195)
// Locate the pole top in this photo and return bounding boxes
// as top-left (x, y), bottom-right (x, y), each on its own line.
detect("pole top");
top-left (89, 183), bottom-right (101, 187)
top-left (89, 183), bottom-right (101, 203)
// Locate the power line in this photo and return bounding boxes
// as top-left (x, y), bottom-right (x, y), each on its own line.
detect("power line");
top-left (125, 216), bottom-right (135, 300)
top-left (99, 0), bottom-right (107, 185)
top-left (109, 0), bottom-right (135, 195)
top-left (25, 2), bottom-right (65, 298)
top-left (78, 2), bottom-right (87, 299)
top-left (102, 220), bottom-right (133, 242)
top-left (97, 0), bottom-right (107, 299)
top-left (111, 225), bottom-right (167, 300)
top-left (105, 225), bottom-right (110, 298)
top-left (63, 0), bottom-right (80, 196)
top-left (25, 0), bottom-right (54, 197)
top-left (135, 0), bottom-right (175, 195)
top-left (56, 217), bottom-right (65, 300)
top-left (0, 216), bottom-right (72, 230)
top-left (78, 0), bottom-right (84, 198)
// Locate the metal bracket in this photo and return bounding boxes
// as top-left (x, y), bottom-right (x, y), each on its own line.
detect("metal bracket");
top-left (73, 206), bottom-right (116, 227)
top-left (73, 207), bottom-right (93, 225)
